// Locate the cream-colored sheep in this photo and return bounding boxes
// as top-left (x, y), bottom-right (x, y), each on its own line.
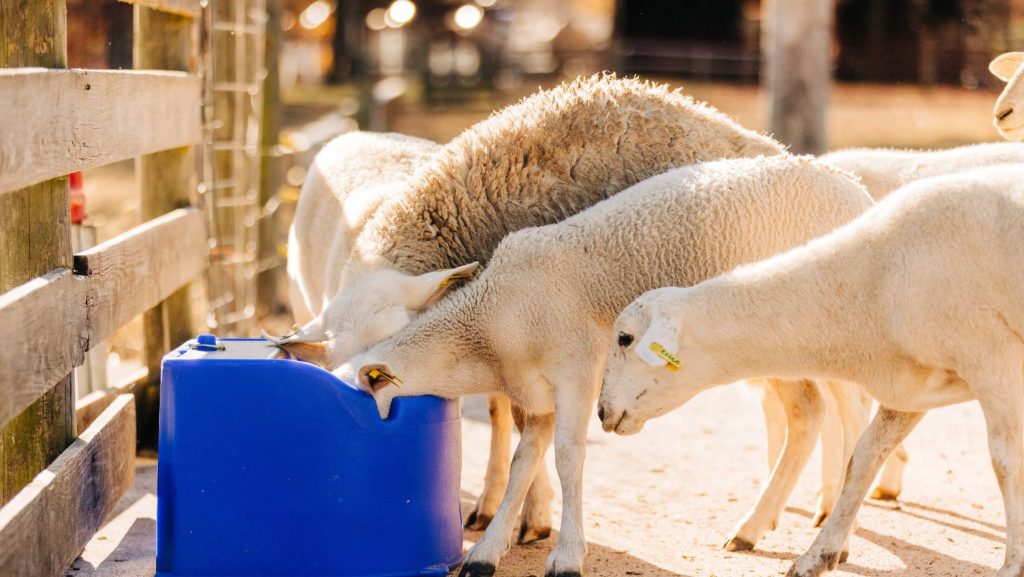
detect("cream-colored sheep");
top-left (271, 74), bottom-right (784, 537)
top-left (598, 165), bottom-right (1024, 577)
top-left (286, 131), bottom-right (440, 324)
top-left (990, 52), bottom-right (1024, 140)
top-left (819, 142), bottom-right (1023, 200)
top-left (335, 156), bottom-right (874, 577)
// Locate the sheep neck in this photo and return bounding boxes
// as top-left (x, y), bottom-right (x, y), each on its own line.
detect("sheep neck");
top-left (690, 238), bottom-right (879, 386)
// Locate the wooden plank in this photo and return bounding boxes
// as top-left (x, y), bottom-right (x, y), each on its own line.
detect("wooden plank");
top-left (136, 4), bottom-right (199, 451)
top-left (75, 365), bottom-right (145, 432)
top-left (0, 210), bottom-right (205, 431)
top-left (0, 68), bottom-right (202, 196)
top-left (75, 208), bottom-right (207, 345)
top-left (0, 270), bottom-right (84, 440)
top-left (0, 395), bottom-right (136, 577)
top-left (0, 0), bottom-right (77, 507)
top-left (118, 0), bottom-right (199, 18)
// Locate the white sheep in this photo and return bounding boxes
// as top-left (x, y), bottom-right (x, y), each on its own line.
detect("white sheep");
top-left (286, 131), bottom-right (440, 325)
top-left (335, 156), bottom-right (875, 577)
top-left (990, 52), bottom-right (1024, 140)
top-left (270, 73), bottom-right (785, 536)
top-left (598, 164), bottom-right (1024, 577)
top-left (807, 141), bottom-right (1023, 500)
top-left (819, 142), bottom-right (1024, 200)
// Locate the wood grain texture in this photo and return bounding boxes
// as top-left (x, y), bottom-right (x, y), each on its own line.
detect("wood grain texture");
top-left (0, 68), bottom-right (202, 196)
top-left (0, 271), bottom-right (86, 433)
top-left (0, 210), bottom-right (206, 431)
top-left (118, 0), bottom-right (200, 18)
top-left (0, 0), bottom-right (77, 506)
top-left (75, 208), bottom-right (207, 345)
top-left (135, 3), bottom-right (200, 450)
top-left (0, 394), bottom-right (135, 577)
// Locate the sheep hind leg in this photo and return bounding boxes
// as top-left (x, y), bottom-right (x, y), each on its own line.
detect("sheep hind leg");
top-left (461, 413), bottom-right (555, 577)
top-left (815, 380), bottom-right (871, 527)
top-left (466, 395), bottom-right (514, 531)
top-left (725, 378), bottom-right (823, 551)
top-left (787, 407), bottom-right (924, 577)
top-left (513, 403), bottom-right (554, 543)
top-left (966, 357), bottom-right (1024, 577)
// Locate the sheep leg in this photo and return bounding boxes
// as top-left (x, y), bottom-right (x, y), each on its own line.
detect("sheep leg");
top-left (544, 390), bottom-right (592, 577)
top-left (466, 395), bottom-right (514, 531)
top-left (726, 379), bottom-right (823, 551)
top-left (815, 380), bottom-right (871, 526)
top-left (512, 403), bottom-right (554, 544)
top-left (869, 443), bottom-right (909, 501)
top-left (816, 380), bottom-right (845, 528)
top-left (970, 362), bottom-right (1024, 577)
top-left (787, 407), bottom-right (924, 577)
top-left (460, 412), bottom-right (555, 577)
top-left (757, 378), bottom-right (787, 472)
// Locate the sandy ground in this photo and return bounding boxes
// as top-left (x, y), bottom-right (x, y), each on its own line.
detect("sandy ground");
top-left (70, 384), bottom-right (1004, 577)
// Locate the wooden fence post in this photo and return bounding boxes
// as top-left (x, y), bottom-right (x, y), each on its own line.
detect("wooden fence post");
top-left (762, 0), bottom-right (832, 154)
top-left (135, 6), bottom-right (198, 450)
top-left (258, 0), bottom-right (283, 315)
top-left (0, 0), bottom-right (76, 504)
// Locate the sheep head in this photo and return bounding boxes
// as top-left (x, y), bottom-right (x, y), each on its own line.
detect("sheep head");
top-left (264, 262), bottom-right (479, 369)
top-left (990, 52), bottom-right (1024, 141)
top-left (598, 287), bottom-right (712, 435)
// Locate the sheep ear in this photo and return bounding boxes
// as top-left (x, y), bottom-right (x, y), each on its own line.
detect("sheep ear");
top-left (990, 52), bottom-right (1024, 82)
top-left (261, 318), bottom-right (330, 367)
top-left (634, 316), bottom-right (682, 371)
top-left (401, 262), bottom-right (480, 310)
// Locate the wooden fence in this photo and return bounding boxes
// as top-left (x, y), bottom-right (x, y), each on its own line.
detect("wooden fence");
top-left (0, 0), bottom-right (206, 574)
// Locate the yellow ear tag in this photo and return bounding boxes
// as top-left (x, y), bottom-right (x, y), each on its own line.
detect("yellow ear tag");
top-left (367, 368), bottom-right (403, 388)
top-left (649, 342), bottom-right (682, 372)
top-left (439, 272), bottom-right (474, 290)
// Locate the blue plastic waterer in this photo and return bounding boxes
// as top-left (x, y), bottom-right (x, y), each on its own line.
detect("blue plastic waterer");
top-left (157, 336), bottom-right (464, 577)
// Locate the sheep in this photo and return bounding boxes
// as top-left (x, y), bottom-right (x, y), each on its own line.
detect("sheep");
top-left (990, 51), bottom-right (1024, 140)
top-left (819, 142), bottom-right (1024, 200)
top-left (286, 131), bottom-right (441, 325)
top-left (597, 164), bottom-right (1024, 577)
top-left (269, 73), bottom-right (785, 537)
top-left (798, 141), bottom-right (1024, 502)
top-left (334, 155), bottom-right (876, 577)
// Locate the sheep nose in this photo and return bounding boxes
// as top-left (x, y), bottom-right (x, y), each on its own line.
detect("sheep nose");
top-left (997, 106), bottom-right (1015, 121)
top-left (597, 404), bottom-right (606, 422)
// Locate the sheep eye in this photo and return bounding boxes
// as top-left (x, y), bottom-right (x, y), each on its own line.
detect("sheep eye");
top-left (617, 332), bottom-right (634, 348)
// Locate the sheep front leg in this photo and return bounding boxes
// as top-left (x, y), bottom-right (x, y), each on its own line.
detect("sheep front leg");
top-left (512, 403), bottom-right (554, 543)
top-left (788, 407), bottom-right (924, 577)
top-left (466, 395), bottom-right (514, 530)
top-left (460, 412), bottom-right (555, 577)
top-left (726, 379), bottom-right (822, 551)
top-left (544, 393), bottom-right (592, 577)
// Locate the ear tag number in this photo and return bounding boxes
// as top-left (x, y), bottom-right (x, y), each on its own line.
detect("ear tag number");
top-left (368, 368), bottom-right (403, 388)
top-left (649, 342), bottom-right (682, 372)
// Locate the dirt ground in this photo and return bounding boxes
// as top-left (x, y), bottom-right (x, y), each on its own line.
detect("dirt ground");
top-left (72, 385), bottom-right (1003, 577)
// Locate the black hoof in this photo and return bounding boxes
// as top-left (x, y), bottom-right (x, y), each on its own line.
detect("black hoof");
top-left (517, 521), bottom-right (552, 544)
top-left (458, 561), bottom-right (496, 577)
top-left (464, 511), bottom-right (493, 531)
top-left (723, 536), bottom-right (755, 552)
top-left (544, 571), bottom-right (582, 577)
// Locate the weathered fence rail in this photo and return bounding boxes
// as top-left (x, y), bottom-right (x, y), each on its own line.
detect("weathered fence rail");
top-left (0, 0), bottom-right (208, 573)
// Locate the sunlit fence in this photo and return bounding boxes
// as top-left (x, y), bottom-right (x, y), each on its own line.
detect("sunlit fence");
top-left (0, 0), bottom-right (207, 573)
